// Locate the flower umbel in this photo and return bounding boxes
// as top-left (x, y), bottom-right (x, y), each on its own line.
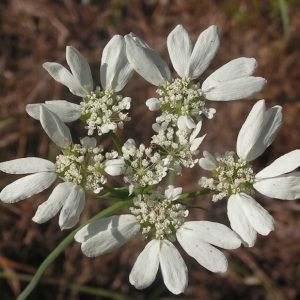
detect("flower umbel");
top-left (26, 35), bottom-right (134, 136)
top-left (75, 185), bottom-right (241, 294)
top-left (125, 24), bottom-right (266, 130)
top-left (199, 150), bottom-right (255, 202)
top-left (199, 100), bottom-right (300, 246)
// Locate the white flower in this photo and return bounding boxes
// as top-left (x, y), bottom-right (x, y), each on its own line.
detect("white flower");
top-left (26, 36), bottom-right (134, 135)
top-left (199, 100), bottom-right (300, 246)
top-left (0, 108), bottom-right (120, 229)
top-left (75, 185), bottom-right (241, 294)
top-left (0, 106), bottom-right (87, 229)
top-left (125, 25), bottom-right (266, 129)
top-left (0, 157), bottom-right (86, 230)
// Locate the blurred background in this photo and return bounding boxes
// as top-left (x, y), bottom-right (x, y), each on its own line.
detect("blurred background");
top-left (0, 0), bottom-right (300, 299)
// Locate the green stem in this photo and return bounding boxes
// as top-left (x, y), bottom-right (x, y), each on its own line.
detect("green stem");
top-left (179, 188), bottom-right (212, 200)
top-left (277, 0), bottom-right (290, 40)
top-left (17, 199), bottom-right (132, 300)
top-left (110, 131), bottom-right (123, 156)
top-left (0, 271), bottom-right (133, 300)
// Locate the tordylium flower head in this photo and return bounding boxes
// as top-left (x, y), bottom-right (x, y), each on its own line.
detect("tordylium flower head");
top-left (125, 24), bottom-right (267, 131)
top-left (2, 23), bottom-right (300, 297)
top-left (199, 100), bottom-right (300, 246)
top-left (0, 107), bottom-right (124, 229)
top-left (75, 185), bottom-right (241, 294)
top-left (26, 35), bottom-right (134, 136)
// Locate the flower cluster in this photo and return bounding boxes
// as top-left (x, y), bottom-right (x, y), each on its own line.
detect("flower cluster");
top-left (1, 24), bottom-right (300, 296)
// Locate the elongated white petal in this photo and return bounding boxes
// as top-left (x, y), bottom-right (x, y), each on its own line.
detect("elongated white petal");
top-left (190, 135), bottom-right (205, 152)
top-left (78, 215), bottom-right (140, 256)
top-left (26, 101), bottom-right (81, 123)
top-left (227, 194), bottom-right (257, 247)
top-left (237, 100), bottom-right (265, 160)
top-left (238, 101), bottom-right (283, 160)
top-left (130, 239), bottom-right (160, 290)
top-left (199, 151), bottom-right (217, 171)
top-left (146, 98), bottom-right (161, 111)
top-left (237, 100), bottom-right (283, 161)
top-left (203, 57), bottom-right (258, 86)
top-left (32, 182), bottom-right (71, 223)
top-left (43, 62), bottom-right (89, 97)
top-left (164, 185), bottom-right (182, 201)
top-left (0, 172), bottom-right (57, 203)
top-left (125, 34), bottom-right (171, 86)
top-left (203, 76), bottom-right (267, 101)
top-left (66, 46), bottom-right (93, 92)
top-left (0, 157), bottom-right (56, 174)
top-left (254, 172), bottom-right (300, 200)
top-left (190, 121), bottom-right (202, 142)
top-left (101, 35), bottom-right (134, 92)
top-left (180, 221), bottom-right (241, 249)
top-left (177, 228), bottom-right (228, 273)
top-left (167, 25), bottom-right (192, 78)
top-left (59, 185), bottom-right (85, 230)
top-left (239, 193), bottom-right (274, 235)
top-left (75, 215), bottom-right (138, 242)
top-left (188, 25), bottom-right (220, 79)
top-left (256, 150), bottom-right (300, 178)
top-left (159, 240), bottom-right (188, 294)
top-left (40, 105), bottom-right (72, 149)
top-left (104, 158), bottom-right (124, 176)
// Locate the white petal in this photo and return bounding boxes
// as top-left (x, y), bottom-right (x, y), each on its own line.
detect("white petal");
top-left (129, 239), bottom-right (160, 290)
top-left (66, 46), bottom-right (93, 92)
top-left (199, 151), bottom-right (217, 171)
top-left (188, 25), bottom-right (220, 79)
top-left (101, 35), bottom-right (134, 92)
top-left (203, 57), bottom-right (259, 86)
top-left (190, 135), bottom-right (205, 152)
top-left (177, 115), bottom-right (196, 130)
top-left (180, 221), bottom-right (241, 249)
top-left (254, 172), bottom-right (300, 200)
top-left (227, 194), bottom-right (257, 247)
top-left (75, 214), bottom-right (137, 243)
top-left (0, 172), bottom-right (57, 203)
top-left (239, 193), bottom-right (274, 235)
top-left (164, 185), bottom-right (182, 201)
top-left (32, 182), bottom-right (71, 223)
top-left (189, 121), bottom-right (202, 142)
top-left (125, 34), bottom-right (171, 86)
top-left (78, 215), bottom-right (140, 256)
top-left (0, 157), bottom-right (56, 174)
top-left (256, 149), bottom-right (300, 178)
top-left (40, 105), bottom-right (72, 149)
top-left (104, 159), bottom-right (124, 176)
top-left (45, 101), bottom-right (81, 122)
top-left (146, 98), bottom-right (161, 111)
top-left (203, 76), bottom-right (267, 101)
top-left (59, 185), bottom-right (85, 230)
top-left (167, 25), bottom-right (192, 78)
top-left (237, 100), bottom-right (283, 161)
top-left (159, 240), bottom-right (188, 294)
top-left (177, 227), bottom-right (229, 273)
top-left (43, 62), bottom-right (89, 97)
top-left (26, 101), bottom-right (81, 123)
